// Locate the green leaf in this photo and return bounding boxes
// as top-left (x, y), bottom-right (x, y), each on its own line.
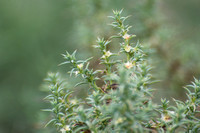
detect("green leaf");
top-left (45, 119), bottom-right (57, 127)
top-left (64, 91), bottom-right (74, 101)
top-left (41, 109), bottom-right (52, 112)
top-left (58, 61), bottom-right (70, 66)
top-left (74, 82), bottom-right (87, 87)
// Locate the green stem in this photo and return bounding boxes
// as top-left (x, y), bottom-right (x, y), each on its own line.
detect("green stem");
top-left (126, 53), bottom-right (130, 61)
top-left (108, 64), bottom-right (113, 85)
top-left (105, 58), bottom-right (113, 86)
top-left (93, 82), bottom-right (104, 93)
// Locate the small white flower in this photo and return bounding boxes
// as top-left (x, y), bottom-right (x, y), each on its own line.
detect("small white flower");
top-left (124, 61), bottom-right (134, 69)
top-left (161, 114), bottom-right (171, 122)
top-left (123, 34), bottom-right (130, 40)
top-left (65, 125), bottom-right (70, 131)
top-left (161, 111), bottom-right (174, 123)
top-left (124, 45), bottom-right (132, 52)
top-left (101, 55), bottom-right (106, 59)
top-left (105, 51), bottom-right (112, 57)
top-left (60, 125), bottom-right (70, 133)
top-left (115, 117), bottom-right (124, 125)
top-left (75, 71), bottom-right (79, 76)
top-left (60, 128), bottom-right (65, 133)
top-left (77, 63), bottom-right (83, 69)
top-left (71, 99), bottom-right (78, 104)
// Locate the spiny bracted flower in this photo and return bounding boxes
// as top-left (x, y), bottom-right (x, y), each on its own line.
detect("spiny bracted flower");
top-left (77, 63), bottom-right (83, 69)
top-left (123, 33), bottom-right (130, 40)
top-left (71, 99), bottom-right (78, 104)
top-left (75, 71), bottom-right (79, 76)
top-left (102, 51), bottom-right (112, 59)
top-left (60, 125), bottom-right (70, 133)
top-left (124, 61), bottom-right (134, 69)
top-left (115, 117), bottom-right (124, 125)
top-left (105, 50), bottom-right (112, 57)
top-left (161, 111), bottom-right (175, 123)
top-left (124, 45), bottom-right (132, 52)
top-left (122, 34), bottom-right (136, 40)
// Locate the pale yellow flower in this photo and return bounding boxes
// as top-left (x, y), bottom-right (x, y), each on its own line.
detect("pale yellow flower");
top-left (60, 125), bottom-right (70, 133)
top-left (77, 63), bottom-right (83, 69)
top-left (161, 111), bottom-right (174, 122)
top-left (101, 55), bottom-right (106, 59)
top-left (124, 45), bottom-right (132, 52)
top-left (105, 51), bottom-right (112, 57)
top-left (71, 99), bottom-right (78, 104)
top-left (124, 62), bottom-right (134, 69)
top-left (161, 114), bottom-right (171, 122)
top-left (115, 117), bottom-right (124, 125)
top-left (123, 34), bottom-right (130, 40)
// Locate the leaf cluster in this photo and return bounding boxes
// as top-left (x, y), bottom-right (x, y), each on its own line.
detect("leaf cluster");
top-left (43, 10), bottom-right (200, 133)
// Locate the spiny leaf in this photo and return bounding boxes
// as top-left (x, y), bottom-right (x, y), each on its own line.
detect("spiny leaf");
top-left (45, 119), bottom-right (57, 127)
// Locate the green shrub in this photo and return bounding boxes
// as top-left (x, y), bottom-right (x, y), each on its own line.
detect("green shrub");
top-left (43, 10), bottom-right (200, 133)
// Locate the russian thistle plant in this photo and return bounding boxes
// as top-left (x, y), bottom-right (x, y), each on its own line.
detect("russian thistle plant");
top-left (43, 10), bottom-right (200, 133)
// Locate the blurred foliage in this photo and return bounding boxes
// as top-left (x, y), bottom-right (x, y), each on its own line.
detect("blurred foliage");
top-left (0, 0), bottom-right (74, 132)
top-left (0, 0), bottom-right (200, 132)
top-left (151, 0), bottom-right (200, 100)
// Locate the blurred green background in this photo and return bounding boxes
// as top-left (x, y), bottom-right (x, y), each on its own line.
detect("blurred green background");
top-left (0, 0), bottom-right (200, 132)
